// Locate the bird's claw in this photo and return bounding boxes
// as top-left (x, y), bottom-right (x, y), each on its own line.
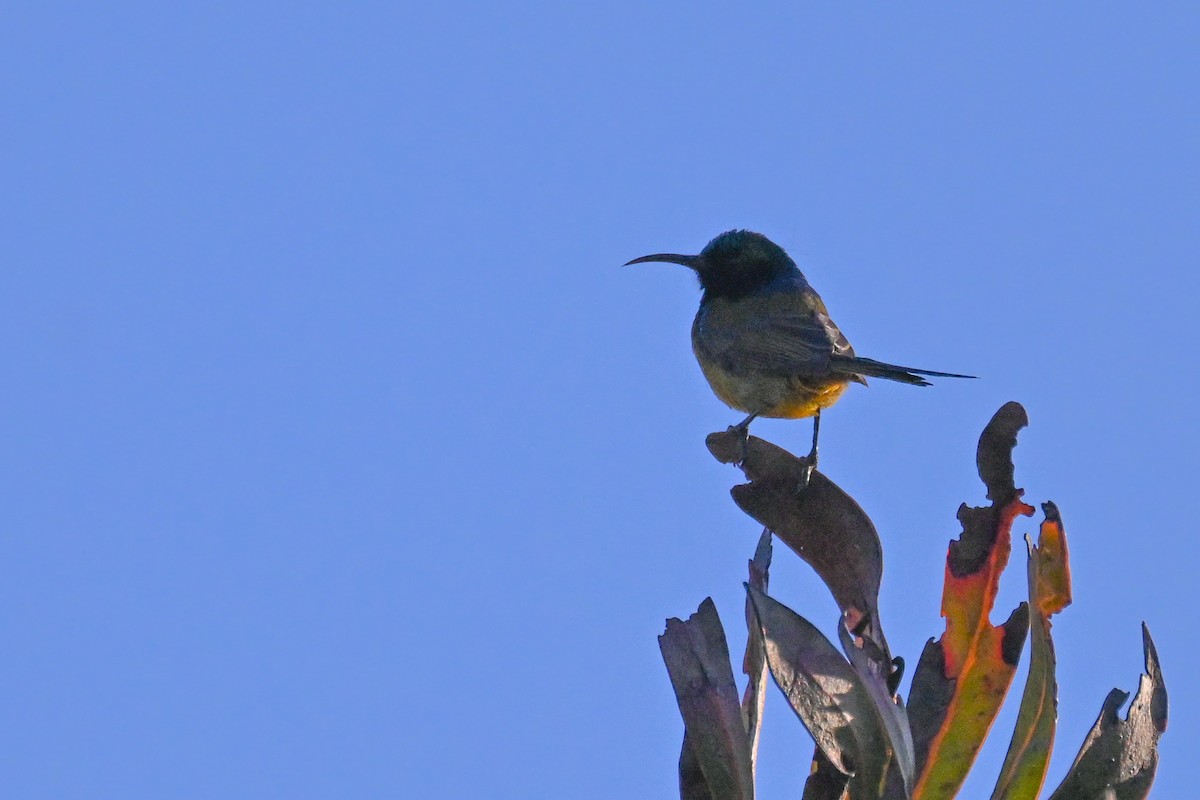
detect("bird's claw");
top-left (797, 461), bottom-right (815, 493)
top-left (727, 423), bottom-right (751, 465)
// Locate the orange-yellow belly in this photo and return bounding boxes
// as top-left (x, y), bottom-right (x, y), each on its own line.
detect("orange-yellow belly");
top-left (698, 359), bottom-right (850, 419)
top-left (767, 380), bottom-right (849, 418)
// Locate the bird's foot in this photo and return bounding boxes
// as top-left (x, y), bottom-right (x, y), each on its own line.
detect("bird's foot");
top-left (797, 461), bottom-right (815, 493)
top-left (731, 423), bottom-right (751, 464)
top-left (795, 445), bottom-right (818, 492)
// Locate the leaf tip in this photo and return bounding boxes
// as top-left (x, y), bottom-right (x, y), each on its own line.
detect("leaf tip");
top-left (976, 401), bottom-right (1028, 504)
top-left (1140, 623), bottom-right (1168, 732)
top-left (1001, 602), bottom-right (1031, 666)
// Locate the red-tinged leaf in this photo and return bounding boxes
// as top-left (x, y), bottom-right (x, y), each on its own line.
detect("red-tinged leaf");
top-left (745, 585), bottom-right (891, 799)
top-left (707, 429), bottom-right (891, 662)
top-left (742, 529), bottom-right (772, 777)
top-left (1046, 625), bottom-right (1167, 800)
top-left (908, 402), bottom-right (1035, 800)
top-left (990, 502), bottom-right (1074, 800)
top-left (660, 599), bottom-right (756, 800)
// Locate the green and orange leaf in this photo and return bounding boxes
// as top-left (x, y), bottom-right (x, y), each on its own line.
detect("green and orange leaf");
top-left (989, 503), bottom-right (1073, 800)
top-left (907, 402), bottom-right (1034, 800)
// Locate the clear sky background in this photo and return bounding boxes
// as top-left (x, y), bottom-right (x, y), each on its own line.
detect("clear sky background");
top-left (1, 4), bottom-right (1195, 798)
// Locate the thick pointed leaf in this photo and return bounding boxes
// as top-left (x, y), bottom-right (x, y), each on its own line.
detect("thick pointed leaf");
top-left (708, 429), bottom-right (890, 661)
top-left (746, 585), bottom-right (891, 799)
top-left (742, 529), bottom-right (773, 777)
top-left (990, 502), bottom-right (1074, 800)
top-left (1046, 625), bottom-right (1167, 800)
top-left (660, 599), bottom-right (756, 800)
top-left (908, 402), bottom-right (1034, 800)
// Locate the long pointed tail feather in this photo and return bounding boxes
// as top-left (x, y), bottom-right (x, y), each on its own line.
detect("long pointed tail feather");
top-left (831, 355), bottom-right (977, 386)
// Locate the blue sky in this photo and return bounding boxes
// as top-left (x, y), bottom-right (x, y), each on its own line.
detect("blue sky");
top-left (1, 3), bottom-right (1195, 797)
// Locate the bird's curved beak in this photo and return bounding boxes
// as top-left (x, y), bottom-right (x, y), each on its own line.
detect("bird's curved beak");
top-left (623, 253), bottom-right (700, 270)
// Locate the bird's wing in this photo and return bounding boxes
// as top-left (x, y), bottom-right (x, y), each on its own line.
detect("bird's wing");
top-left (694, 290), bottom-right (853, 377)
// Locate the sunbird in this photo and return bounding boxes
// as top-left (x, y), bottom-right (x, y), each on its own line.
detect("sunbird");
top-left (626, 229), bottom-right (973, 471)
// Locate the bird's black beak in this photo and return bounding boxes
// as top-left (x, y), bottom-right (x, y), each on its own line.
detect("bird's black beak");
top-left (623, 253), bottom-right (701, 270)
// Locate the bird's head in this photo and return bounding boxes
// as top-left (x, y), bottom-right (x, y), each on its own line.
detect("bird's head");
top-left (625, 229), bottom-right (798, 300)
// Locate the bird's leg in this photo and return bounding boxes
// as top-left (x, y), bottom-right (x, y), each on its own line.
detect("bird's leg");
top-left (734, 412), bottom-right (759, 431)
top-left (730, 413), bottom-right (758, 463)
top-left (799, 410), bottom-right (821, 489)
top-left (808, 409), bottom-right (821, 467)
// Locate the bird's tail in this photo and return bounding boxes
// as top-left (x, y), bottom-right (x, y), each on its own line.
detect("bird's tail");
top-left (831, 355), bottom-right (977, 387)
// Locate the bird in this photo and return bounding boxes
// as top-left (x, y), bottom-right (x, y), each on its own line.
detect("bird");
top-left (626, 229), bottom-right (973, 475)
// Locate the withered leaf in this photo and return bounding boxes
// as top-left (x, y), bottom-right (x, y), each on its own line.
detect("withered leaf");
top-left (803, 749), bottom-right (851, 800)
top-left (1045, 625), bottom-right (1167, 800)
top-left (742, 529), bottom-right (773, 776)
top-left (746, 585), bottom-right (891, 799)
top-left (660, 599), bottom-right (756, 800)
top-left (707, 429), bottom-right (890, 661)
top-left (839, 624), bottom-right (915, 798)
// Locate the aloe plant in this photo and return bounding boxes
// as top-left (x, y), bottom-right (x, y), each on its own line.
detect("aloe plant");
top-left (659, 402), bottom-right (1167, 800)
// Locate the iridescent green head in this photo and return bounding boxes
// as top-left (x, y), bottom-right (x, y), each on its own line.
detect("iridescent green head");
top-left (625, 229), bottom-right (798, 300)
